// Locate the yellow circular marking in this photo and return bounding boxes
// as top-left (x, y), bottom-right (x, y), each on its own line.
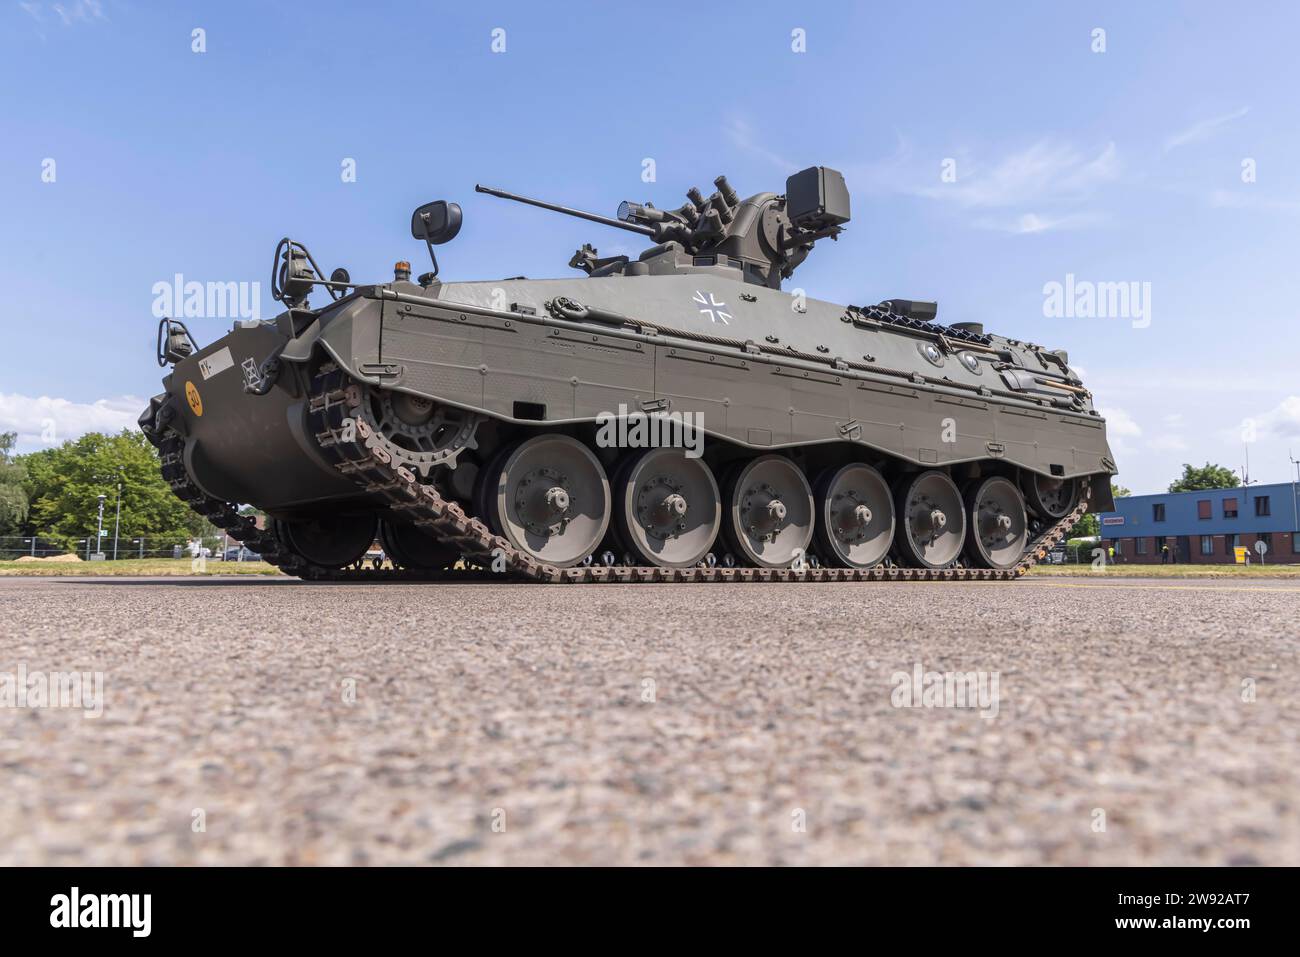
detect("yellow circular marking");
top-left (185, 381), bottom-right (203, 417)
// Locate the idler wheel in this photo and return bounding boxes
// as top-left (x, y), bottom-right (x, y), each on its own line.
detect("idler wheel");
top-left (1022, 472), bottom-right (1078, 520)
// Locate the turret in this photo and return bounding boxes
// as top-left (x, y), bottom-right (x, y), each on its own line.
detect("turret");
top-left (474, 165), bottom-right (850, 289)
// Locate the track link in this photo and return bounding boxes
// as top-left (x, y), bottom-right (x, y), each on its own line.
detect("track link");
top-left (154, 366), bottom-right (1090, 583)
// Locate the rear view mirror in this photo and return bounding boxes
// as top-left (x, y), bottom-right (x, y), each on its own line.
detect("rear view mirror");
top-left (411, 201), bottom-right (463, 245)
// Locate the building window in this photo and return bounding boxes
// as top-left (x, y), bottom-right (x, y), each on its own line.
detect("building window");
top-left (1197, 499), bottom-right (1211, 519)
top-left (1135, 537), bottom-right (1148, 555)
top-left (1153, 503), bottom-right (1166, 522)
top-left (1259, 532), bottom-right (1273, 551)
top-left (1255, 496), bottom-right (1271, 517)
top-left (1224, 498), bottom-right (1238, 518)
top-left (1293, 532), bottom-right (1300, 555)
top-left (1200, 535), bottom-right (1214, 555)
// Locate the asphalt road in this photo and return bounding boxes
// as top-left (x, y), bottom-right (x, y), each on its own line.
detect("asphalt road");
top-left (1, 575), bottom-right (1296, 866)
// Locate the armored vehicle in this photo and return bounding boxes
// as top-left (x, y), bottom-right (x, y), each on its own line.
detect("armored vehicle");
top-left (141, 166), bottom-right (1117, 582)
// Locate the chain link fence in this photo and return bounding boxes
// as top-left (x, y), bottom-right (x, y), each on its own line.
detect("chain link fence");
top-left (0, 535), bottom-right (252, 562)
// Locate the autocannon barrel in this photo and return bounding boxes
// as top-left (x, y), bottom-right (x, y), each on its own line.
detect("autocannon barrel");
top-left (474, 184), bottom-right (655, 237)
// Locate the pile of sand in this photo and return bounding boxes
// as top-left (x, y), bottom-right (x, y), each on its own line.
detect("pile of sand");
top-left (13, 553), bottom-right (83, 563)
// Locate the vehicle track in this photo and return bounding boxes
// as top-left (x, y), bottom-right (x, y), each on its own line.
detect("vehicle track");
top-left (157, 363), bottom-right (1091, 584)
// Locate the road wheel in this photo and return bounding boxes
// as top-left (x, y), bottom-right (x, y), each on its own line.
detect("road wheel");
top-left (274, 514), bottom-right (375, 569)
top-left (488, 434), bottom-right (610, 568)
top-left (962, 476), bottom-right (1028, 570)
top-left (893, 470), bottom-right (965, 568)
top-left (614, 448), bottom-right (721, 568)
top-left (722, 454), bottom-right (814, 568)
top-left (380, 520), bottom-right (459, 570)
top-left (814, 463), bottom-right (894, 568)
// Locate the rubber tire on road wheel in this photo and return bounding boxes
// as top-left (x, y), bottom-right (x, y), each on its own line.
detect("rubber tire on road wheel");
top-left (274, 515), bottom-right (376, 569)
top-left (380, 520), bottom-right (460, 570)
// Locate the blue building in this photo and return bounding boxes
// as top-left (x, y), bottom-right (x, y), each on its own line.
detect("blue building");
top-left (1097, 482), bottom-right (1300, 564)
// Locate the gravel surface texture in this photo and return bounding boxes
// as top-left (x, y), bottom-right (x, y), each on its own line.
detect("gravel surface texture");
top-left (1, 576), bottom-right (1296, 865)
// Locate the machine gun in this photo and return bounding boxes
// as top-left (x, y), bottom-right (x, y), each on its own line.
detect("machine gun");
top-left (475, 165), bottom-right (850, 289)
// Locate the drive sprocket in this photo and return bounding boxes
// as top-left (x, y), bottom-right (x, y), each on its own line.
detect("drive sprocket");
top-left (348, 384), bottom-right (482, 476)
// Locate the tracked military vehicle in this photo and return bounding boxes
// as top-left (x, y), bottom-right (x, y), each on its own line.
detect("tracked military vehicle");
top-left (141, 166), bottom-right (1117, 583)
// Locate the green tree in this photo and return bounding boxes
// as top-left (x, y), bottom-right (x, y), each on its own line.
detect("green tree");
top-left (1168, 462), bottom-right (1238, 493)
top-left (20, 430), bottom-right (203, 553)
top-left (1067, 482), bottom-right (1130, 539)
top-left (0, 432), bottom-right (28, 534)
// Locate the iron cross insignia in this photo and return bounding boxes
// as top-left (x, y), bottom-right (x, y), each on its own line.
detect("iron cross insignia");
top-left (692, 291), bottom-right (732, 325)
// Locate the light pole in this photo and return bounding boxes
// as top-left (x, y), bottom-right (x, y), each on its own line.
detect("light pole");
top-left (113, 481), bottom-right (122, 561)
top-left (1290, 452), bottom-right (1299, 549)
top-left (95, 494), bottom-right (106, 559)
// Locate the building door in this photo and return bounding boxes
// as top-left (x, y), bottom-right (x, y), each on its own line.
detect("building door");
top-left (1177, 536), bottom-right (1191, 563)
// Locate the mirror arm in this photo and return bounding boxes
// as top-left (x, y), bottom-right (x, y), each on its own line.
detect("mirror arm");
top-left (423, 233), bottom-right (439, 280)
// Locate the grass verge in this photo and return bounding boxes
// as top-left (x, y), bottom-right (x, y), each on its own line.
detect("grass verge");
top-left (0, 558), bottom-right (283, 577)
top-left (1027, 563), bottom-right (1300, 579)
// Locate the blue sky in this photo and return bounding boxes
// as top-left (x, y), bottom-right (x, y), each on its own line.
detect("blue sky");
top-left (2, 0), bottom-right (1299, 492)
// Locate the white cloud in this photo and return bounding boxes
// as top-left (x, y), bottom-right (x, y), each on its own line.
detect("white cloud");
top-left (1165, 107), bottom-right (1249, 151)
top-left (973, 210), bottom-right (1106, 234)
top-left (1089, 371), bottom-right (1278, 398)
top-left (1250, 395), bottom-right (1300, 440)
top-left (0, 393), bottom-right (142, 450)
top-left (1098, 406), bottom-right (1141, 438)
top-left (916, 140), bottom-right (1118, 209)
top-left (20, 0), bottom-right (105, 24)
top-left (724, 118), bottom-right (801, 174)
top-left (838, 133), bottom-right (918, 195)
top-left (1147, 434), bottom-right (1189, 452)
top-left (724, 124), bottom-right (1117, 234)
top-left (1149, 412), bottom-right (1188, 450)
